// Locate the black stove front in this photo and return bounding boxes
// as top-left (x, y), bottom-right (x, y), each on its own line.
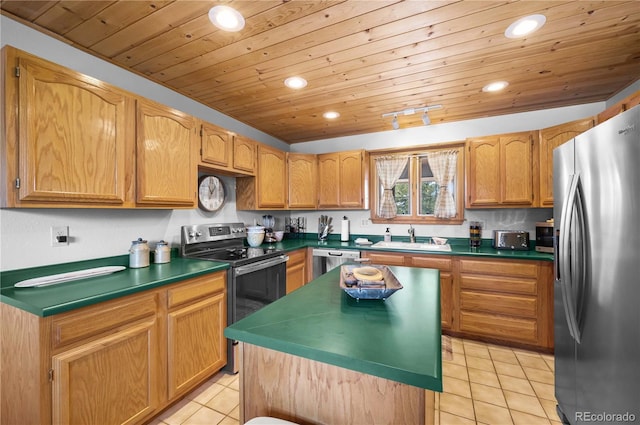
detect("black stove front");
top-left (180, 222), bottom-right (288, 373)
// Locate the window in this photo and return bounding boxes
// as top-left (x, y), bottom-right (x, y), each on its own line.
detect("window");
top-left (370, 144), bottom-right (465, 224)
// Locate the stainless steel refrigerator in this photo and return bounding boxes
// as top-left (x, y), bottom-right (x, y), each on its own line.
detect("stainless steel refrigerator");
top-left (554, 105), bottom-right (640, 424)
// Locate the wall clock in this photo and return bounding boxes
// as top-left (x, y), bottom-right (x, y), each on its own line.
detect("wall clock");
top-left (198, 175), bottom-right (226, 212)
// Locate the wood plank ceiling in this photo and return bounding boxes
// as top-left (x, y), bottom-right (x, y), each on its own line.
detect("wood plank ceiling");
top-left (2, 1), bottom-right (640, 144)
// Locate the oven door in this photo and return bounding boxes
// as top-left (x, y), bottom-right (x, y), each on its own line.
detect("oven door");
top-left (231, 254), bottom-right (288, 323)
top-left (226, 254), bottom-right (288, 373)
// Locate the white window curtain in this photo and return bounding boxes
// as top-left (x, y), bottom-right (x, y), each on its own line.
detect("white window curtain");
top-left (376, 155), bottom-right (409, 218)
top-left (425, 150), bottom-right (458, 218)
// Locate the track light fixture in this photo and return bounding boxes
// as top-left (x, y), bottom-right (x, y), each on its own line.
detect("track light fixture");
top-left (382, 105), bottom-right (442, 129)
top-left (421, 111), bottom-right (431, 125)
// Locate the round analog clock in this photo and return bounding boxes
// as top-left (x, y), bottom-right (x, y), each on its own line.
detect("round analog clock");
top-left (198, 175), bottom-right (226, 212)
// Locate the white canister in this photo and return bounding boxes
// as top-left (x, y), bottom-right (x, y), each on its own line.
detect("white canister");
top-left (129, 238), bottom-right (150, 268)
top-left (153, 240), bottom-right (171, 264)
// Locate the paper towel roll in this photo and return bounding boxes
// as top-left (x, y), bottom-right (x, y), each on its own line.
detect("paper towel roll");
top-left (341, 219), bottom-right (350, 241)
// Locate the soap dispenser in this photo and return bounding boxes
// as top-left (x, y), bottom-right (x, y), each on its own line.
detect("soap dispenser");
top-left (384, 227), bottom-right (392, 242)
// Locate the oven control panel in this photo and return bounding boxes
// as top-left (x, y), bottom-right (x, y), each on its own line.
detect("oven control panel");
top-left (181, 222), bottom-right (247, 244)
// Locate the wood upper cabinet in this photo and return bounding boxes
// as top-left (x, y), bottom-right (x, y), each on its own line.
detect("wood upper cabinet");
top-left (257, 144), bottom-right (286, 208)
top-left (597, 90), bottom-right (640, 124)
top-left (287, 153), bottom-right (317, 209)
top-left (136, 98), bottom-right (198, 207)
top-left (166, 274), bottom-right (226, 399)
top-left (233, 135), bottom-right (257, 174)
top-left (539, 118), bottom-right (594, 206)
top-left (466, 131), bottom-right (538, 208)
top-left (3, 46), bottom-right (135, 207)
top-left (200, 125), bottom-right (256, 176)
top-left (317, 154), bottom-right (340, 208)
top-left (200, 122), bottom-right (232, 168)
top-left (317, 150), bottom-right (367, 209)
top-left (236, 143), bottom-right (286, 210)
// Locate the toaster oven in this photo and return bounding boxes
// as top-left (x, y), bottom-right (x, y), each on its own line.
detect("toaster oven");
top-left (535, 222), bottom-right (554, 253)
top-left (492, 230), bottom-right (530, 250)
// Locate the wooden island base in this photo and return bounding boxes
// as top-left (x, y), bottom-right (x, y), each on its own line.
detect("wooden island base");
top-left (238, 343), bottom-right (435, 425)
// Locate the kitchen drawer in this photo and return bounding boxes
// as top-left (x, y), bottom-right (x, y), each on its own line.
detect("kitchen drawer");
top-left (460, 275), bottom-right (537, 295)
top-left (287, 248), bottom-right (306, 266)
top-left (458, 258), bottom-right (538, 278)
top-left (408, 255), bottom-right (452, 271)
top-left (460, 290), bottom-right (537, 318)
top-left (167, 272), bottom-right (226, 309)
top-left (51, 292), bottom-right (159, 350)
top-left (459, 310), bottom-right (538, 345)
top-left (362, 252), bottom-right (407, 266)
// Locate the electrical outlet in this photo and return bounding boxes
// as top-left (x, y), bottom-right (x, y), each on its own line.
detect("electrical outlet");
top-left (51, 226), bottom-right (69, 247)
top-left (361, 219), bottom-right (370, 226)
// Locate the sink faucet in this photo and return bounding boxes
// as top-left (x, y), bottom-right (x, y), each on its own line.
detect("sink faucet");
top-left (408, 225), bottom-right (416, 243)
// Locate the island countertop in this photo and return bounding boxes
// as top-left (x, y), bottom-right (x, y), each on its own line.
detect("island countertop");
top-left (224, 265), bottom-right (443, 392)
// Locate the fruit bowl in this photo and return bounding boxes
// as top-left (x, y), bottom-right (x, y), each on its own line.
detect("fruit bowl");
top-left (339, 264), bottom-right (403, 300)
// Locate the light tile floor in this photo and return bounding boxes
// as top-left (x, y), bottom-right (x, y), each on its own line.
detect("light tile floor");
top-left (149, 336), bottom-right (559, 425)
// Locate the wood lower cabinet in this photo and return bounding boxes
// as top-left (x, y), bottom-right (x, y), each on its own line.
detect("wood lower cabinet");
top-left (361, 251), bottom-right (553, 349)
top-left (409, 255), bottom-right (454, 331)
top-left (286, 248), bottom-right (308, 293)
top-left (457, 258), bottom-right (553, 349)
top-left (539, 118), bottom-right (594, 206)
top-left (466, 132), bottom-right (538, 208)
top-left (0, 271), bottom-right (227, 425)
top-left (51, 316), bottom-right (161, 425)
top-left (361, 251), bottom-right (454, 331)
top-left (166, 274), bottom-right (227, 399)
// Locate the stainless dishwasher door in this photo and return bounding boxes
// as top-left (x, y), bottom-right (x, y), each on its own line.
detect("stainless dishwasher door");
top-left (311, 248), bottom-right (361, 279)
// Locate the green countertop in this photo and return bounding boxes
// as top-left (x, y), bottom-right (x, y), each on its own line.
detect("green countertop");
top-left (0, 233), bottom-right (550, 318)
top-left (0, 255), bottom-right (228, 317)
top-left (269, 235), bottom-right (554, 261)
top-left (224, 265), bottom-right (443, 392)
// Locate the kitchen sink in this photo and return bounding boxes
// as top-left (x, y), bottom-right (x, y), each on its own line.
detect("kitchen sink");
top-left (371, 241), bottom-right (452, 252)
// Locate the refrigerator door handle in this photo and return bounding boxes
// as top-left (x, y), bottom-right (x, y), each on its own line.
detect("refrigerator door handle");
top-left (558, 173), bottom-right (582, 343)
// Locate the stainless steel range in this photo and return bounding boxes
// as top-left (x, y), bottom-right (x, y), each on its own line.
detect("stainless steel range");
top-left (180, 222), bottom-right (288, 372)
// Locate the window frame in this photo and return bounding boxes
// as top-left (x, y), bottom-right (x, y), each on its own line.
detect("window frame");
top-left (369, 143), bottom-right (465, 225)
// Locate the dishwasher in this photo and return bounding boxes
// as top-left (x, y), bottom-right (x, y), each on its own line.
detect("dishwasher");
top-left (312, 248), bottom-right (361, 279)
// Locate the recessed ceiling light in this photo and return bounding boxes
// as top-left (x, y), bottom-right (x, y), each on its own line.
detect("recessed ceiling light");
top-left (323, 111), bottom-right (340, 119)
top-left (284, 76), bottom-right (307, 89)
top-left (505, 14), bottom-right (546, 38)
top-left (482, 81), bottom-right (509, 92)
top-left (208, 5), bottom-right (245, 32)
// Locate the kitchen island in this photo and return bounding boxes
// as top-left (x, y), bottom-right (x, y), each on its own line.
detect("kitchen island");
top-left (224, 265), bottom-right (442, 425)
